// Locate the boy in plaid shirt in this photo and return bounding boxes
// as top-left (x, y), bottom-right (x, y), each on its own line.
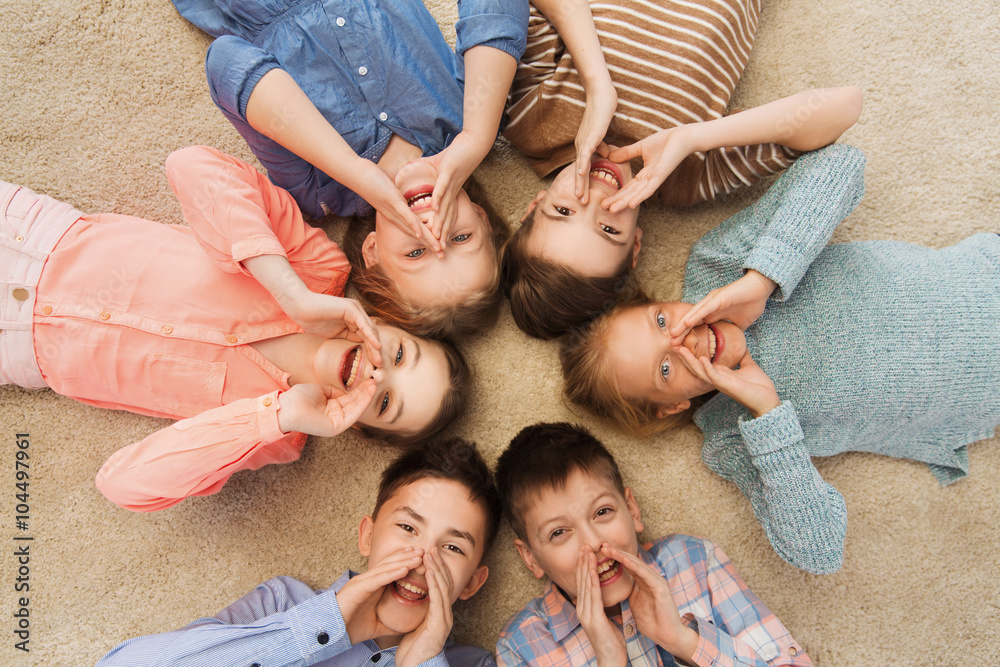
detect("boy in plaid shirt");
top-left (494, 423), bottom-right (812, 667)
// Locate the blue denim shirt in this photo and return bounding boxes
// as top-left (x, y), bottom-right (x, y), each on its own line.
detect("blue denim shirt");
top-left (172, 0), bottom-right (528, 218)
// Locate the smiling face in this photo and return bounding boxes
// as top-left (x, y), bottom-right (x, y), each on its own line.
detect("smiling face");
top-left (604, 301), bottom-right (747, 416)
top-left (358, 477), bottom-right (490, 639)
top-left (524, 156), bottom-right (642, 278)
top-left (312, 323), bottom-right (450, 436)
top-left (364, 161), bottom-right (495, 308)
top-left (515, 468), bottom-right (643, 610)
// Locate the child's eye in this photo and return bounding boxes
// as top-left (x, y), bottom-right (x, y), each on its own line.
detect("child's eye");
top-left (600, 223), bottom-right (619, 235)
top-left (656, 312), bottom-right (666, 329)
top-left (443, 544), bottom-right (465, 555)
top-left (450, 233), bottom-right (470, 243)
top-left (379, 392), bottom-right (390, 415)
top-left (395, 343), bottom-right (404, 366)
top-left (660, 360), bottom-right (670, 380)
top-left (554, 206), bottom-right (572, 216)
top-left (549, 528), bottom-right (565, 540)
top-left (406, 248), bottom-right (425, 258)
top-left (595, 507), bottom-right (613, 517)
top-left (398, 523), bottom-right (415, 533)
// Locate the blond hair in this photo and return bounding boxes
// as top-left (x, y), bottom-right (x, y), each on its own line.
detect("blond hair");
top-left (344, 177), bottom-right (509, 339)
top-left (560, 298), bottom-right (694, 436)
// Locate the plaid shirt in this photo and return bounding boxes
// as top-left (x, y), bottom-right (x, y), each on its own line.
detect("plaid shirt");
top-left (497, 535), bottom-right (812, 667)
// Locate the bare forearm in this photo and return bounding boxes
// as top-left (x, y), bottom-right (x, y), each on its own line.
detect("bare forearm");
top-left (242, 254), bottom-right (309, 318)
top-left (533, 0), bottom-right (612, 94)
top-left (460, 45), bottom-right (518, 157)
top-left (686, 86), bottom-right (863, 153)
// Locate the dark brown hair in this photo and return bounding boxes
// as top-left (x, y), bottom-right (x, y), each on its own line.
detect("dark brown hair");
top-left (503, 209), bottom-right (637, 340)
top-left (495, 422), bottom-right (626, 542)
top-left (357, 337), bottom-right (470, 446)
top-left (344, 176), bottom-right (510, 339)
top-left (374, 437), bottom-right (502, 555)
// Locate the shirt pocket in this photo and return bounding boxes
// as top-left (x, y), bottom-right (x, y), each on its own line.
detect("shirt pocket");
top-left (143, 354), bottom-right (227, 417)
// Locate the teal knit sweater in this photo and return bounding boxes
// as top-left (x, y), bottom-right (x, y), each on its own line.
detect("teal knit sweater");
top-left (685, 144), bottom-right (1000, 574)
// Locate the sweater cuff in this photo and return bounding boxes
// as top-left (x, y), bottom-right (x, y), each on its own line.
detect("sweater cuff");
top-left (743, 237), bottom-right (806, 301)
top-left (737, 401), bottom-right (804, 456)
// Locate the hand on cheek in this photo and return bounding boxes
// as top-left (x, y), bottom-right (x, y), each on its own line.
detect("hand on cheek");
top-left (575, 547), bottom-right (627, 667)
top-left (600, 545), bottom-right (699, 662)
top-left (677, 347), bottom-right (780, 419)
top-left (396, 550), bottom-right (454, 667)
top-left (336, 547), bottom-right (424, 645)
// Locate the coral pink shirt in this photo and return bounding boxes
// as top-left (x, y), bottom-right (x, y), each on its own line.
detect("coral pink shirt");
top-left (31, 146), bottom-right (351, 511)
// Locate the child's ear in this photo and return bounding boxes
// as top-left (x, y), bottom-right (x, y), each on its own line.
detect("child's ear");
top-left (655, 399), bottom-right (690, 418)
top-left (631, 226), bottom-right (643, 269)
top-left (521, 190), bottom-right (547, 223)
top-left (514, 538), bottom-right (546, 579)
top-left (361, 232), bottom-right (379, 269)
top-left (624, 487), bottom-right (644, 534)
top-left (457, 564), bottom-right (489, 600)
top-left (357, 515), bottom-right (375, 557)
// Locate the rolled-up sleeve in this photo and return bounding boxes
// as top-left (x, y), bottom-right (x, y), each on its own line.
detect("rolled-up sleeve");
top-left (455, 0), bottom-right (528, 59)
top-left (206, 34), bottom-right (282, 120)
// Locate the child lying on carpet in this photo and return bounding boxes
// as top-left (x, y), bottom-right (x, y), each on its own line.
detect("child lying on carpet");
top-left (560, 143), bottom-right (1000, 574)
top-left (495, 422), bottom-right (812, 666)
top-left (97, 438), bottom-right (500, 667)
top-left (1, 145), bottom-right (467, 512)
top-left (170, 0), bottom-right (527, 337)
top-left (502, 0), bottom-right (861, 338)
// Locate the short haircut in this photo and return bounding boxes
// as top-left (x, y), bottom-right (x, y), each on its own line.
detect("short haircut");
top-left (357, 337), bottom-right (470, 446)
top-left (344, 176), bottom-right (510, 339)
top-left (374, 437), bottom-right (502, 555)
top-left (503, 209), bottom-right (638, 340)
top-left (495, 422), bottom-right (626, 542)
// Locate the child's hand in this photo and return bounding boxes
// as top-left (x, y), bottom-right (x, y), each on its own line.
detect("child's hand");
top-left (669, 270), bottom-right (776, 344)
top-left (353, 158), bottom-right (435, 250)
top-left (600, 545), bottom-right (699, 662)
top-left (336, 547), bottom-right (426, 644)
top-left (574, 82), bottom-right (619, 204)
top-left (600, 126), bottom-right (696, 212)
top-left (415, 131), bottom-right (489, 255)
top-left (276, 381), bottom-right (377, 436)
top-left (395, 550), bottom-right (455, 667)
top-left (575, 548), bottom-right (627, 667)
top-left (677, 348), bottom-right (781, 419)
top-left (287, 293), bottom-right (381, 364)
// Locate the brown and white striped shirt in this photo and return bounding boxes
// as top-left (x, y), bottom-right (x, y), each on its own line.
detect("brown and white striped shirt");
top-left (504, 0), bottom-right (801, 206)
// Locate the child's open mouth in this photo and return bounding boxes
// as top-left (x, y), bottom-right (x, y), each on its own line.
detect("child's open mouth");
top-left (589, 163), bottom-right (622, 190)
top-left (707, 324), bottom-right (723, 363)
top-left (340, 346), bottom-right (363, 389)
top-left (597, 559), bottom-right (623, 585)
top-left (393, 579), bottom-right (428, 602)
top-left (404, 186), bottom-right (434, 210)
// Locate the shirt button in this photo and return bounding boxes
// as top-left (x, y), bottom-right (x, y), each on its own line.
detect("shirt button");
top-left (162, 325), bottom-right (173, 334)
top-left (227, 335), bottom-right (238, 344)
top-left (789, 646), bottom-right (798, 656)
top-left (317, 632), bottom-right (330, 645)
top-left (12, 288), bottom-right (30, 301)
top-left (371, 655), bottom-right (382, 663)
top-left (378, 112), bottom-right (388, 121)
top-left (99, 311), bottom-right (111, 320)
top-left (41, 305), bottom-right (52, 315)
top-left (625, 623), bottom-right (634, 636)
top-left (336, 16), bottom-right (345, 26)
top-left (358, 66), bottom-right (368, 76)
top-left (15, 235), bottom-right (24, 242)
top-left (262, 397), bottom-right (272, 407)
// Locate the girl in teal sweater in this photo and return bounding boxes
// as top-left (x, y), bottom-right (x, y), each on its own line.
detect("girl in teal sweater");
top-left (560, 144), bottom-right (1000, 574)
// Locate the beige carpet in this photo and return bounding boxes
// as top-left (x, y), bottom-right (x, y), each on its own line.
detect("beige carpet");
top-left (2, 0), bottom-right (999, 664)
